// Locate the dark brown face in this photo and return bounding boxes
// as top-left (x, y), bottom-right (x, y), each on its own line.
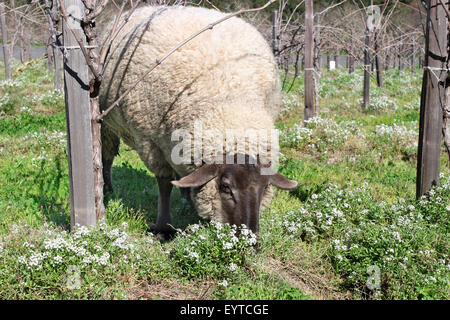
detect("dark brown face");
top-left (171, 157), bottom-right (298, 233)
top-left (217, 163), bottom-right (270, 232)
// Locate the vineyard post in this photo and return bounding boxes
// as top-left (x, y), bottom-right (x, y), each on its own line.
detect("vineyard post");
top-left (62, 0), bottom-right (96, 228)
top-left (0, 2), bottom-right (11, 80)
top-left (363, 27), bottom-right (371, 110)
top-left (416, 0), bottom-right (448, 198)
top-left (304, 0), bottom-right (316, 121)
top-left (272, 10), bottom-right (278, 58)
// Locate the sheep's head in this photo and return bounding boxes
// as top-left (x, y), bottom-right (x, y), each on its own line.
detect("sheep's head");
top-left (171, 155), bottom-right (297, 233)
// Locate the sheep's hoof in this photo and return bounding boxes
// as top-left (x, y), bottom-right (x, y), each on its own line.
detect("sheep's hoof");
top-left (156, 232), bottom-right (173, 241)
top-left (148, 223), bottom-right (176, 241)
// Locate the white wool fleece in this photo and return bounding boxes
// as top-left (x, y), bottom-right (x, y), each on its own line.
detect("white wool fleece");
top-left (99, 5), bottom-right (281, 221)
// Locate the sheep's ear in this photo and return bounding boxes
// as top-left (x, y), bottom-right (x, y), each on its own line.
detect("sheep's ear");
top-left (171, 165), bottom-right (219, 188)
top-left (269, 173), bottom-right (298, 190)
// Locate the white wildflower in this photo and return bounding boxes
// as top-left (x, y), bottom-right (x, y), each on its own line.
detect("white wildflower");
top-left (53, 255), bottom-right (63, 264)
top-left (228, 263), bottom-right (238, 272)
top-left (218, 280), bottom-right (228, 287)
top-left (223, 242), bottom-right (234, 250)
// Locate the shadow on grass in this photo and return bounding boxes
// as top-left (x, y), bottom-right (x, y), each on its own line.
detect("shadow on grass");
top-left (108, 163), bottom-right (200, 232)
top-left (32, 155), bottom-right (71, 229)
top-left (290, 183), bottom-right (329, 202)
top-left (31, 157), bottom-right (199, 233)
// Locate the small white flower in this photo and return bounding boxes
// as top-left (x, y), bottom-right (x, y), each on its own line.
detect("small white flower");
top-left (223, 242), bottom-right (233, 250)
top-left (22, 241), bottom-right (34, 248)
top-left (240, 227), bottom-right (250, 236)
top-left (218, 280), bottom-right (228, 287)
top-left (18, 256), bottom-right (27, 264)
top-left (247, 234), bottom-right (257, 246)
top-left (392, 231), bottom-right (402, 242)
top-left (53, 255), bottom-right (63, 264)
top-left (187, 251), bottom-right (199, 261)
top-left (228, 263), bottom-right (238, 272)
top-left (214, 222), bottom-right (223, 231)
top-left (99, 252), bottom-right (110, 265)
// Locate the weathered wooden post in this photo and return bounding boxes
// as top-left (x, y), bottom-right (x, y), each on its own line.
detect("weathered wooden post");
top-left (272, 10), bottom-right (278, 59)
top-left (363, 4), bottom-right (379, 109)
top-left (333, 49), bottom-right (338, 69)
top-left (0, 1), bottom-right (11, 80)
top-left (416, 0), bottom-right (448, 198)
top-left (385, 49), bottom-right (390, 71)
top-left (44, 0), bottom-right (62, 91)
top-left (363, 28), bottom-right (371, 110)
top-left (52, 0), bottom-right (62, 91)
top-left (326, 51), bottom-right (330, 70)
top-left (375, 30), bottom-right (383, 88)
top-left (304, 0), bottom-right (316, 121)
top-left (62, 0), bottom-right (96, 228)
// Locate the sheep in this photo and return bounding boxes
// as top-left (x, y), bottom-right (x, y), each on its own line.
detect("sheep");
top-left (99, 5), bottom-right (298, 237)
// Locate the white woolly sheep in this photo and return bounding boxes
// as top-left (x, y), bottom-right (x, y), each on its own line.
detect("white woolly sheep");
top-left (99, 5), bottom-right (298, 237)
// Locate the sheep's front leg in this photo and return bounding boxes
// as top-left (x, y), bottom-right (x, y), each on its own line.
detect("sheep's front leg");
top-left (155, 176), bottom-right (174, 239)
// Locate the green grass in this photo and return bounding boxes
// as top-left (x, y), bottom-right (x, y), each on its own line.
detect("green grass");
top-left (0, 60), bottom-right (448, 300)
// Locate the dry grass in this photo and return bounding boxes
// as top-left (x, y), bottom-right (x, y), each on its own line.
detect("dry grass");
top-left (127, 278), bottom-right (216, 300)
top-left (257, 245), bottom-right (349, 300)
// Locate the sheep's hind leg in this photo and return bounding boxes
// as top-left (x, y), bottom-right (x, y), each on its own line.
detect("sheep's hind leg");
top-left (155, 176), bottom-right (175, 240)
top-left (101, 125), bottom-right (120, 194)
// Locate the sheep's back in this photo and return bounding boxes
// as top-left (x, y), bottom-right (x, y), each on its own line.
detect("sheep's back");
top-left (100, 6), bottom-right (280, 162)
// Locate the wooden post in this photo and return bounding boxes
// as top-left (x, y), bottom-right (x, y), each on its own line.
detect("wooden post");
top-left (45, 0), bottom-right (62, 90)
top-left (326, 52), bottom-right (330, 70)
top-left (410, 42), bottom-right (415, 73)
top-left (54, 40), bottom-right (62, 90)
top-left (62, 0), bottom-right (96, 228)
top-left (52, 1), bottom-right (62, 91)
top-left (304, 0), bottom-right (315, 121)
top-left (272, 10), bottom-right (278, 58)
top-left (363, 28), bottom-right (371, 110)
top-left (416, 0), bottom-right (447, 198)
top-left (385, 50), bottom-right (390, 71)
top-left (0, 2), bottom-right (11, 80)
top-left (334, 49), bottom-right (338, 68)
top-left (375, 30), bottom-right (383, 88)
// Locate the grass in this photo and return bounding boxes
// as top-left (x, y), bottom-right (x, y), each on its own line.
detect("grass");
top-left (0, 59), bottom-right (448, 300)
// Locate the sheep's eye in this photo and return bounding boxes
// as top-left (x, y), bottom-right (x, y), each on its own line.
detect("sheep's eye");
top-left (220, 185), bottom-right (232, 194)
